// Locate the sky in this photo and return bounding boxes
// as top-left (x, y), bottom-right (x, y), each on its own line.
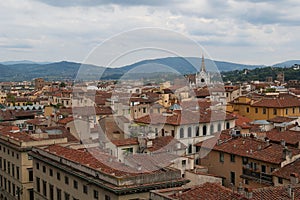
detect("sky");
top-left (0, 0), bottom-right (300, 66)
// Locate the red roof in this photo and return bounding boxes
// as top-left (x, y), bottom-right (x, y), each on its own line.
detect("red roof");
top-left (252, 94), bottom-right (300, 108)
top-left (199, 136), bottom-right (300, 164)
top-left (135, 110), bottom-right (235, 125)
top-left (169, 182), bottom-right (242, 200)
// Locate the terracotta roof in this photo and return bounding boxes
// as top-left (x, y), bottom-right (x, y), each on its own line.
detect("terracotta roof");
top-left (134, 110), bottom-right (235, 125)
top-left (265, 129), bottom-right (300, 146)
top-left (111, 138), bottom-right (139, 147)
top-left (272, 159), bottom-right (300, 180)
top-left (252, 95), bottom-right (300, 108)
top-left (58, 117), bottom-right (74, 125)
top-left (249, 184), bottom-right (300, 200)
top-left (234, 114), bottom-right (252, 129)
top-left (200, 136), bottom-right (300, 164)
top-left (268, 116), bottom-right (297, 123)
top-left (169, 182), bottom-right (242, 200)
top-left (41, 126), bottom-right (78, 142)
top-left (147, 136), bottom-right (186, 152)
top-left (44, 145), bottom-right (164, 176)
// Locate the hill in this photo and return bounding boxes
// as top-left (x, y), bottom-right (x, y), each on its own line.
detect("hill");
top-left (0, 57), bottom-right (298, 82)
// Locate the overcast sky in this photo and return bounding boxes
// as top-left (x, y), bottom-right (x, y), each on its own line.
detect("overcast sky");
top-left (0, 0), bottom-right (300, 66)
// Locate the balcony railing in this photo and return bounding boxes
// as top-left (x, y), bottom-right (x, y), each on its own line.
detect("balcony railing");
top-left (242, 168), bottom-right (273, 184)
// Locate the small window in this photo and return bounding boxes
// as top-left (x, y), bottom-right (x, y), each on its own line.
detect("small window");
top-left (94, 190), bottom-right (99, 199)
top-left (230, 154), bottom-right (235, 162)
top-left (246, 107), bottom-right (249, 113)
top-left (263, 108), bottom-right (266, 114)
top-left (273, 108), bottom-right (277, 115)
top-left (255, 108), bottom-right (258, 113)
top-left (219, 152), bottom-right (224, 163)
top-left (180, 128), bottom-right (184, 138)
top-left (65, 176), bottom-right (69, 185)
top-left (42, 166), bottom-right (46, 173)
top-left (188, 127), bottom-right (192, 137)
top-left (83, 185), bottom-right (88, 194)
top-left (278, 177), bottom-right (283, 184)
top-left (261, 165), bottom-right (266, 173)
top-left (36, 163), bottom-right (39, 170)
top-left (49, 169), bottom-right (53, 177)
top-left (73, 180), bottom-right (78, 189)
top-left (57, 172), bottom-right (61, 180)
top-left (105, 195), bottom-right (111, 200)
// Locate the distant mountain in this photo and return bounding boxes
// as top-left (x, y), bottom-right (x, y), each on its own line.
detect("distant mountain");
top-left (0, 57), bottom-right (297, 82)
top-left (0, 60), bottom-right (51, 65)
top-left (272, 60), bottom-right (300, 68)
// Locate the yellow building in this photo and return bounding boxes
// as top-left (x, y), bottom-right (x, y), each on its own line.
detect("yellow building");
top-left (197, 133), bottom-right (300, 189)
top-left (0, 127), bottom-right (78, 200)
top-left (229, 94), bottom-right (300, 120)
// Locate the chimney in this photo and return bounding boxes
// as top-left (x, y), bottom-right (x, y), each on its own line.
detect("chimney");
top-left (290, 173), bottom-right (299, 185)
top-left (281, 139), bottom-right (286, 147)
top-left (287, 185), bottom-right (293, 198)
top-left (237, 182), bottom-right (244, 194)
top-left (244, 187), bottom-right (253, 199)
top-left (283, 147), bottom-right (292, 160)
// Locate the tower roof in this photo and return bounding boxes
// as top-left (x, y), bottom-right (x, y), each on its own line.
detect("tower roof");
top-left (201, 54), bottom-right (206, 72)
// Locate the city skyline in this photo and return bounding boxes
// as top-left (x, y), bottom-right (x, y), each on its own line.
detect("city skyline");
top-left (0, 0), bottom-right (300, 66)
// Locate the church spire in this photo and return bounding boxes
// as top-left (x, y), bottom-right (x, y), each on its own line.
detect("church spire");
top-left (201, 53), bottom-right (206, 72)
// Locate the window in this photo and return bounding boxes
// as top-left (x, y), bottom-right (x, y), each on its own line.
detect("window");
top-left (36, 163), bottom-right (40, 170)
top-left (203, 125), bottom-right (207, 136)
top-left (188, 144), bottom-right (192, 154)
top-left (273, 108), bottom-right (277, 115)
top-left (57, 188), bottom-right (62, 200)
top-left (286, 108), bottom-right (288, 115)
top-left (16, 167), bottom-right (20, 180)
top-left (65, 176), bottom-right (69, 185)
top-left (230, 171), bottom-right (235, 185)
top-left (195, 126), bottom-right (199, 136)
top-left (12, 164), bottom-right (15, 177)
top-left (246, 107), bottom-right (249, 113)
top-left (73, 180), bottom-right (78, 189)
top-left (105, 195), bottom-right (111, 200)
top-left (43, 180), bottom-right (47, 196)
top-left (210, 124), bottom-right (214, 134)
top-left (94, 190), bottom-right (99, 199)
top-left (36, 177), bottom-right (40, 193)
top-left (293, 107), bottom-right (295, 114)
top-left (57, 172), bottom-right (61, 180)
top-left (43, 165), bottom-right (46, 173)
top-left (278, 177), bottom-right (283, 184)
top-left (64, 192), bottom-right (70, 200)
top-left (218, 123), bottom-right (222, 132)
top-left (49, 169), bottom-right (53, 177)
top-left (255, 108), bottom-right (258, 113)
top-left (261, 165), bottom-right (266, 173)
top-left (263, 108), bottom-right (266, 114)
top-left (226, 122), bottom-right (230, 129)
top-left (28, 168), bottom-right (33, 181)
top-left (242, 157), bottom-right (248, 165)
top-left (83, 185), bottom-right (88, 194)
top-left (182, 160), bottom-right (186, 168)
top-left (230, 154), bottom-right (235, 162)
top-left (49, 184), bottom-right (54, 200)
top-left (219, 152), bottom-right (224, 163)
top-left (180, 128), bottom-right (184, 138)
top-left (188, 127), bottom-right (192, 137)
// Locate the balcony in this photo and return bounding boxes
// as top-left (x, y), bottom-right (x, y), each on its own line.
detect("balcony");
top-left (241, 168), bottom-right (273, 185)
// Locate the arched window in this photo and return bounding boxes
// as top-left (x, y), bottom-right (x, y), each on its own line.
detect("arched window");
top-left (180, 128), bottom-right (184, 138)
top-left (218, 123), bottom-right (222, 132)
top-left (195, 126), bottom-right (199, 136)
top-left (210, 124), bottom-right (214, 134)
top-left (188, 144), bottom-right (193, 154)
top-left (203, 125), bottom-right (207, 136)
top-left (188, 127), bottom-right (192, 137)
top-left (226, 122), bottom-right (230, 129)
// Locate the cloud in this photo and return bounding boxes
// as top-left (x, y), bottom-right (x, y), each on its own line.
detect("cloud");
top-left (0, 0), bottom-right (299, 65)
